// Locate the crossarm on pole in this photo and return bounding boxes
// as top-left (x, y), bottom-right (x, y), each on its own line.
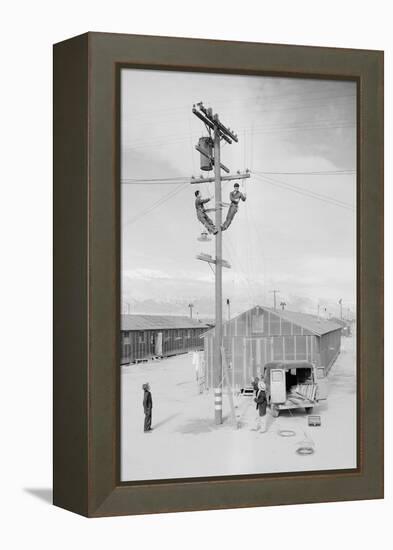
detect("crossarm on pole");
top-left (190, 171), bottom-right (251, 185)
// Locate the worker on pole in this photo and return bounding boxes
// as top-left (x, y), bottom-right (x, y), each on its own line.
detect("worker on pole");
top-left (221, 183), bottom-right (246, 231)
top-left (194, 190), bottom-right (218, 235)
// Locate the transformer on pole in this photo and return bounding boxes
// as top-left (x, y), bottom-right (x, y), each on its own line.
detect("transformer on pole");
top-left (198, 137), bottom-right (213, 171)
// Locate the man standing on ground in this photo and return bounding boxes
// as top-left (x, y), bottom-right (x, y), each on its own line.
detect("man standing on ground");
top-left (251, 375), bottom-right (260, 396)
top-left (142, 382), bottom-right (153, 433)
top-left (254, 380), bottom-right (268, 433)
top-left (221, 182), bottom-right (246, 231)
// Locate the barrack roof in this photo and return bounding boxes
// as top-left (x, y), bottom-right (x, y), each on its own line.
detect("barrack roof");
top-left (121, 314), bottom-right (210, 331)
top-left (202, 305), bottom-right (343, 337)
top-left (269, 307), bottom-right (343, 336)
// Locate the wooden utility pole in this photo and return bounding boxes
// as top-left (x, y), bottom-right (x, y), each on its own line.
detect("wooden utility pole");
top-left (213, 119), bottom-right (223, 424)
top-left (188, 303), bottom-right (194, 319)
top-left (226, 298), bottom-right (231, 321)
top-left (269, 289), bottom-right (280, 310)
top-left (122, 301), bottom-right (131, 314)
top-left (338, 298), bottom-right (343, 320)
top-left (191, 102), bottom-right (250, 425)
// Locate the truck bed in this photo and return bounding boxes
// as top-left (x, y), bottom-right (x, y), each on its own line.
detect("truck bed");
top-left (277, 397), bottom-right (314, 410)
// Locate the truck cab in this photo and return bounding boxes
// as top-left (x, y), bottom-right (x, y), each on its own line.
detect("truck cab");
top-left (263, 360), bottom-right (328, 417)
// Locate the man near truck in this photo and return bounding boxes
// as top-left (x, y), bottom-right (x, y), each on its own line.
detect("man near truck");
top-left (254, 380), bottom-right (268, 433)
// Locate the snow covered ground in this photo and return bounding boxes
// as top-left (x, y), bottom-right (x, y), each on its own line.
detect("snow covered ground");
top-left (121, 334), bottom-right (357, 481)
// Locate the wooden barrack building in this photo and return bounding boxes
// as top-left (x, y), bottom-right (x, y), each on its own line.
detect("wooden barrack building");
top-left (202, 305), bottom-right (342, 389)
top-left (121, 314), bottom-right (209, 365)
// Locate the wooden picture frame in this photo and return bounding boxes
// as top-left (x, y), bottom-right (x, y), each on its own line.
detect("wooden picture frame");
top-left (53, 32), bottom-right (383, 517)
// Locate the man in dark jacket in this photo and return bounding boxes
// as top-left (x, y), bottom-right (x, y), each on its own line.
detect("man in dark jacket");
top-left (142, 383), bottom-right (153, 432)
top-left (251, 376), bottom-right (260, 396)
top-left (221, 183), bottom-right (246, 231)
top-left (254, 380), bottom-right (268, 433)
top-left (195, 190), bottom-right (218, 235)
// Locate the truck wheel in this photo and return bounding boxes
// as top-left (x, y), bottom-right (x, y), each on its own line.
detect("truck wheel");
top-left (305, 407), bottom-right (313, 414)
top-left (271, 406), bottom-right (279, 418)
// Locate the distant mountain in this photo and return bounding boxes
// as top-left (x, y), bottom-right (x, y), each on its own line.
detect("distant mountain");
top-left (121, 297), bottom-right (215, 318)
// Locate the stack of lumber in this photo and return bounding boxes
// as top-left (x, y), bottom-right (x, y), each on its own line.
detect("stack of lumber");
top-left (294, 383), bottom-right (317, 401)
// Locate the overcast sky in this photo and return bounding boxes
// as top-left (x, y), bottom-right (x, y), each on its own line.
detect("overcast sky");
top-left (121, 69), bottom-right (356, 319)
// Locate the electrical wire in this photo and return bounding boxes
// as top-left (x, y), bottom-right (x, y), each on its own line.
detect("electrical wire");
top-left (122, 182), bottom-right (187, 227)
top-left (120, 169), bottom-right (355, 186)
top-left (252, 172), bottom-right (355, 211)
top-left (125, 90), bottom-right (355, 123)
top-left (254, 170), bottom-right (355, 176)
top-left (123, 120), bottom-right (355, 152)
top-left (259, 173), bottom-right (355, 210)
top-left (121, 177), bottom-right (189, 184)
top-left (223, 234), bottom-right (258, 307)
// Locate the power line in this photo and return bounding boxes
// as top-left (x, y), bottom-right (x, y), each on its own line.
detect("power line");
top-left (120, 170), bottom-right (355, 220)
top-left (123, 95), bottom-right (356, 148)
top-left (122, 182), bottom-right (187, 227)
top-left (222, 237), bottom-right (257, 306)
top-left (256, 174), bottom-right (354, 210)
top-left (124, 90), bottom-right (355, 122)
top-left (123, 119), bottom-right (355, 152)
top-left (254, 170), bottom-right (355, 176)
top-left (257, 173), bottom-right (354, 208)
top-left (121, 177), bottom-right (189, 184)
top-left (253, 172), bottom-right (355, 211)
top-left (120, 169), bottom-right (355, 186)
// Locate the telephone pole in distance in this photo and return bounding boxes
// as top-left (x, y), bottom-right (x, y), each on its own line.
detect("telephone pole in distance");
top-left (269, 289), bottom-right (280, 311)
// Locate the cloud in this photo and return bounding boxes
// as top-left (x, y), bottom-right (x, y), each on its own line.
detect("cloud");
top-left (122, 268), bottom-right (172, 280)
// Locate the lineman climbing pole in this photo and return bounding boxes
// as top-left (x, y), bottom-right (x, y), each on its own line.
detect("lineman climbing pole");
top-left (191, 102), bottom-right (250, 425)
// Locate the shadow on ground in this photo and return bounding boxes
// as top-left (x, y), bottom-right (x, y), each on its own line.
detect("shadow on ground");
top-left (177, 418), bottom-right (215, 435)
top-left (153, 413), bottom-right (179, 429)
top-left (24, 488), bottom-right (52, 504)
top-left (176, 415), bottom-right (233, 435)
